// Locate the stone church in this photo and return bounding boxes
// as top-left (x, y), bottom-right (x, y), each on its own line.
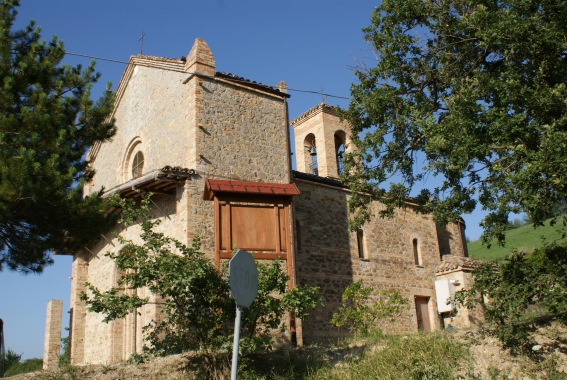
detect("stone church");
top-left (48, 39), bottom-right (478, 366)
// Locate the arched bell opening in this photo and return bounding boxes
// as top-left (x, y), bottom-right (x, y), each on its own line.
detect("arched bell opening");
top-left (334, 130), bottom-right (347, 176)
top-left (304, 133), bottom-right (318, 175)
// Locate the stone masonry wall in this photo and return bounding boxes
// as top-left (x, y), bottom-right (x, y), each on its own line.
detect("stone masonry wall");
top-left (187, 75), bottom-right (290, 256)
top-left (69, 252), bottom-right (88, 365)
top-left (75, 52), bottom-right (198, 364)
top-left (69, 37), bottom-right (473, 364)
top-left (436, 255), bottom-right (485, 328)
top-left (437, 221), bottom-right (469, 258)
top-left (72, 193), bottom-right (186, 364)
top-left (293, 179), bottom-right (445, 341)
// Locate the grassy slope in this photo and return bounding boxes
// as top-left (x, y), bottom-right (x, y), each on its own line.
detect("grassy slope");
top-left (13, 327), bottom-right (566, 379)
top-left (467, 219), bottom-right (567, 261)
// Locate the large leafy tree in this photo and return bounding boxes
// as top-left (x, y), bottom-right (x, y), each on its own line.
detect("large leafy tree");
top-left (0, 0), bottom-right (116, 272)
top-left (343, 0), bottom-right (566, 244)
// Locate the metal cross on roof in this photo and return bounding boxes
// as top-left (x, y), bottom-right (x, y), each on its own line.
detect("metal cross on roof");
top-left (138, 31), bottom-right (146, 54)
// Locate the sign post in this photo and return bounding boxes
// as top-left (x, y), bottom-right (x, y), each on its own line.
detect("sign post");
top-left (228, 249), bottom-right (258, 380)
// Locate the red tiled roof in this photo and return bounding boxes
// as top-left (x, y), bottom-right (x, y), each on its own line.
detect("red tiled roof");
top-left (204, 179), bottom-right (300, 200)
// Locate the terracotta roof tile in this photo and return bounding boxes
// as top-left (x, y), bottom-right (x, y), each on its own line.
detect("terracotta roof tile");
top-left (292, 170), bottom-right (345, 188)
top-left (215, 72), bottom-right (290, 98)
top-left (204, 179), bottom-right (300, 200)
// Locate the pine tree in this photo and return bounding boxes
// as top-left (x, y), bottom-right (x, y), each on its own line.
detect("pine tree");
top-left (0, 0), bottom-right (116, 273)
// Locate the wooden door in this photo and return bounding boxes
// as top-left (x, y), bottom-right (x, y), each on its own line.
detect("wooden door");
top-left (415, 296), bottom-right (431, 332)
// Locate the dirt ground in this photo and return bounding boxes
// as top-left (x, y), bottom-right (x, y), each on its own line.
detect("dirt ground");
top-left (455, 324), bottom-right (567, 379)
top-left (10, 324), bottom-right (567, 379)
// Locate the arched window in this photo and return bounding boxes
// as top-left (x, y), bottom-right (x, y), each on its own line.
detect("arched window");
top-left (131, 151), bottom-right (144, 178)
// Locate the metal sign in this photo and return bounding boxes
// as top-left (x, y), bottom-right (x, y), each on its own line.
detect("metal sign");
top-left (228, 249), bottom-right (258, 380)
top-left (228, 249), bottom-right (258, 308)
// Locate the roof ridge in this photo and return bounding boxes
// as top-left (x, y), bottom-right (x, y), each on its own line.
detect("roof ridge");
top-left (291, 103), bottom-right (338, 127)
top-left (215, 72), bottom-right (289, 98)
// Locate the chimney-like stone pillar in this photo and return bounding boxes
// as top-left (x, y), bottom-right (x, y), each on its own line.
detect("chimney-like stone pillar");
top-left (43, 300), bottom-right (63, 370)
top-left (184, 38), bottom-right (216, 76)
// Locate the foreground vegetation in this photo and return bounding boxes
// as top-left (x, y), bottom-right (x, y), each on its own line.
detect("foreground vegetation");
top-left (241, 327), bottom-right (566, 380)
top-left (8, 326), bottom-right (566, 379)
top-left (305, 333), bottom-right (467, 380)
top-left (81, 195), bottom-right (320, 368)
top-left (457, 242), bottom-right (567, 350)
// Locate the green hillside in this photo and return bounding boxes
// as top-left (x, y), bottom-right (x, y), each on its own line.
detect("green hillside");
top-left (467, 219), bottom-right (567, 261)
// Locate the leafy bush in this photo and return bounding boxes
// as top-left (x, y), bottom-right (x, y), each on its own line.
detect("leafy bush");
top-left (81, 194), bottom-right (321, 365)
top-left (454, 242), bottom-right (567, 350)
top-left (331, 279), bottom-right (409, 335)
top-left (1, 349), bottom-right (21, 376)
top-left (4, 358), bottom-right (42, 377)
top-left (58, 334), bottom-right (70, 368)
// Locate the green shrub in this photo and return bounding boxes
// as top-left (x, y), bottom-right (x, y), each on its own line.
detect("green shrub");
top-left (4, 358), bottom-right (42, 377)
top-left (58, 335), bottom-right (70, 368)
top-left (1, 349), bottom-right (21, 376)
top-left (454, 242), bottom-right (567, 350)
top-left (331, 279), bottom-right (409, 336)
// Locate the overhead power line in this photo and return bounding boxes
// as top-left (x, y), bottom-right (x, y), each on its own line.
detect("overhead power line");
top-left (65, 51), bottom-right (350, 101)
top-left (284, 88), bottom-right (349, 100)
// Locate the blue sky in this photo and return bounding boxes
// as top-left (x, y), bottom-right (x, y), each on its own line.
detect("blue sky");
top-left (1, 0), bottom-right (489, 360)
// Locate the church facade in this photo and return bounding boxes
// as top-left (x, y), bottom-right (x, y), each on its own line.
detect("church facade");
top-left (62, 39), bottom-right (477, 365)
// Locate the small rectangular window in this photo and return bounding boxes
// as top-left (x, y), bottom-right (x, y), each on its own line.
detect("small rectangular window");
top-left (413, 238), bottom-right (421, 266)
top-left (357, 229), bottom-right (366, 259)
top-left (295, 220), bottom-right (301, 253)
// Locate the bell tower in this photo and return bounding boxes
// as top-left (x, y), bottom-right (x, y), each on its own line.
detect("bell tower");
top-left (291, 103), bottom-right (352, 178)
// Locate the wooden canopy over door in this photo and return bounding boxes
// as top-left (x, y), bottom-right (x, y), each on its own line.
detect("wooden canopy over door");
top-left (203, 179), bottom-right (300, 279)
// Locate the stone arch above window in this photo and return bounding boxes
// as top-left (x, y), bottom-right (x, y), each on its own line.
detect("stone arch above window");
top-left (304, 133), bottom-right (318, 175)
top-left (122, 137), bottom-right (143, 181)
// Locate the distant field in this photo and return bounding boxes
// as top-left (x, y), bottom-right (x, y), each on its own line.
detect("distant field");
top-left (467, 219), bottom-right (567, 261)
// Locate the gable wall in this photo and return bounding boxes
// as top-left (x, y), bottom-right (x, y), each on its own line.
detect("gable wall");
top-left (88, 64), bottom-right (195, 194)
top-left (72, 59), bottom-right (196, 364)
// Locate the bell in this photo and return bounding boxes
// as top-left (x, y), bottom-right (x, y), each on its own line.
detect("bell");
top-left (308, 146), bottom-right (317, 156)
